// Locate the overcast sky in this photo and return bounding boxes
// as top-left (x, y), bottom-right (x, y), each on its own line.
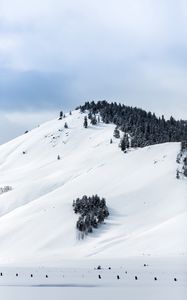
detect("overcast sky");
top-left (0, 0), bottom-right (187, 144)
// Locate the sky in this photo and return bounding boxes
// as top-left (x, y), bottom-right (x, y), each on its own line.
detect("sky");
top-left (0, 0), bottom-right (187, 144)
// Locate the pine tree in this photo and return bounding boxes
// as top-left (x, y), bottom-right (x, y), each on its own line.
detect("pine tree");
top-left (90, 115), bottom-right (97, 125)
top-left (120, 133), bottom-right (130, 152)
top-left (84, 116), bottom-right (88, 128)
top-left (59, 111), bottom-right (63, 120)
top-left (113, 127), bottom-right (120, 138)
top-left (64, 122), bottom-right (68, 128)
top-left (57, 155), bottom-right (61, 160)
top-left (88, 112), bottom-right (92, 120)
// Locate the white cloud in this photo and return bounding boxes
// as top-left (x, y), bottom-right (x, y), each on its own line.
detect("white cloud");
top-left (0, 0), bottom-right (187, 143)
top-left (1, 0), bottom-right (186, 71)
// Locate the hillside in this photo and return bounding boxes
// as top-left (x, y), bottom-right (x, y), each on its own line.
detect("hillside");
top-left (0, 109), bottom-right (186, 265)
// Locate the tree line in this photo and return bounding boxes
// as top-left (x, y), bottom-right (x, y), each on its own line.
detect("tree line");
top-left (77, 101), bottom-right (187, 151)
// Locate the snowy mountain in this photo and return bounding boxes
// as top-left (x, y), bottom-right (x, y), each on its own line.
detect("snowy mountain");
top-left (0, 109), bottom-right (186, 265)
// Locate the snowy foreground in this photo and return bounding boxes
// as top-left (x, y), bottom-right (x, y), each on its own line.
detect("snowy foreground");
top-left (0, 258), bottom-right (187, 300)
top-left (1, 286), bottom-right (186, 300)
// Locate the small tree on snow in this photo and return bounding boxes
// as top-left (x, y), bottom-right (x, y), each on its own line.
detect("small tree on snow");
top-left (59, 111), bottom-right (63, 120)
top-left (64, 122), bottom-right (68, 128)
top-left (84, 116), bottom-right (88, 128)
top-left (176, 170), bottom-right (180, 179)
top-left (113, 127), bottom-right (120, 138)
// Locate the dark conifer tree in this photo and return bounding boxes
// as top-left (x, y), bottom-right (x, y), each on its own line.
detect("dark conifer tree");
top-left (176, 141), bottom-right (187, 178)
top-left (90, 115), bottom-right (97, 125)
top-left (120, 133), bottom-right (130, 152)
top-left (88, 111), bottom-right (92, 120)
top-left (64, 122), bottom-right (68, 128)
top-left (113, 127), bottom-right (120, 139)
top-left (84, 116), bottom-right (88, 128)
top-left (59, 111), bottom-right (63, 120)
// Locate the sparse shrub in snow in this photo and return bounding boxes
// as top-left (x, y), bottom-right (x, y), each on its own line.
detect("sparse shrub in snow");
top-left (73, 195), bottom-right (109, 239)
top-left (0, 186), bottom-right (12, 195)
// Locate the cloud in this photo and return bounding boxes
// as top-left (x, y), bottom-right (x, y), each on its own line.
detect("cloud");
top-left (0, 0), bottom-right (187, 143)
top-left (0, 68), bottom-right (78, 110)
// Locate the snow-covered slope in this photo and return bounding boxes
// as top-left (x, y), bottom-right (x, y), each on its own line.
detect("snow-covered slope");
top-left (0, 110), bottom-right (186, 264)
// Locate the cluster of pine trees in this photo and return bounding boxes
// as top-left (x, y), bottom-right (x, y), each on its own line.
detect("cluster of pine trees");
top-left (73, 195), bottom-right (109, 238)
top-left (58, 110), bottom-right (72, 120)
top-left (77, 101), bottom-right (187, 150)
top-left (83, 113), bottom-right (100, 128)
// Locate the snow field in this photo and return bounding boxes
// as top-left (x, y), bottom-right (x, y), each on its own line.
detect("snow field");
top-left (0, 110), bottom-right (186, 264)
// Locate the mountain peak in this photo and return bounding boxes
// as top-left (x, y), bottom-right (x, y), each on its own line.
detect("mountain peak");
top-left (0, 108), bottom-right (186, 264)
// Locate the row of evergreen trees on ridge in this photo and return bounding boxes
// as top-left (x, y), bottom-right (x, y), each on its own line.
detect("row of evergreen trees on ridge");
top-left (73, 195), bottom-right (109, 238)
top-left (77, 101), bottom-right (187, 149)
